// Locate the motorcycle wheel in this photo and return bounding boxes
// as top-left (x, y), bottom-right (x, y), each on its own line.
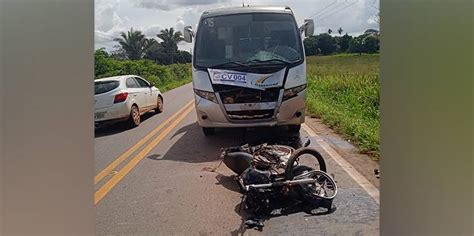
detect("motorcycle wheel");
top-left (284, 148), bottom-right (327, 180)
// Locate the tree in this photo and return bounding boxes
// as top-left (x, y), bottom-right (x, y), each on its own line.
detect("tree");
top-left (337, 33), bottom-right (352, 53)
top-left (364, 29), bottom-right (380, 35)
top-left (303, 36), bottom-right (318, 56)
top-left (362, 35), bottom-right (380, 53)
top-left (328, 28), bottom-right (333, 35)
top-left (144, 38), bottom-right (160, 52)
top-left (109, 45), bottom-right (127, 60)
top-left (337, 27), bottom-right (343, 35)
top-left (157, 27), bottom-right (184, 64)
top-left (143, 38), bottom-right (167, 63)
top-left (303, 33), bottom-right (337, 55)
top-left (94, 48), bottom-right (110, 77)
top-left (176, 51), bottom-right (192, 63)
top-left (95, 47), bottom-right (109, 58)
top-left (348, 36), bottom-right (364, 55)
top-left (315, 33), bottom-right (337, 55)
top-left (114, 28), bottom-right (147, 60)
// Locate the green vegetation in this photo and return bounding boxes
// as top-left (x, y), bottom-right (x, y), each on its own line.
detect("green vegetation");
top-left (96, 31), bottom-right (380, 157)
top-left (304, 29), bottom-right (380, 56)
top-left (108, 27), bottom-right (191, 64)
top-left (306, 54), bottom-right (380, 158)
top-left (95, 49), bottom-right (191, 92)
top-left (95, 27), bottom-right (192, 92)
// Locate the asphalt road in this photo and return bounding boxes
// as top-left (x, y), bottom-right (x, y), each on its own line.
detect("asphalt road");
top-left (95, 83), bottom-right (380, 235)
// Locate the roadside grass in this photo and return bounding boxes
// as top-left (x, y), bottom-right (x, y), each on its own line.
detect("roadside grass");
top-left (157, 76), bottom-right (192, 92)
top-left (145, 64), bottom-right (192, 92)
top-left (306, 54), bottom-right (380, 158)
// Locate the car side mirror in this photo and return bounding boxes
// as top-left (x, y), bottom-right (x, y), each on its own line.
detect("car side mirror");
top-left (299, 19), bottom-right (314, 37)
top-left (148, 82), bottom-right (154, 87)
top-left (183, 26), bottom-right (194, 43)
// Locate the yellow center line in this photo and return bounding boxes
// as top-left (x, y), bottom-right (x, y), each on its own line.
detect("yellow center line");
top-left (94, 100), bottom-right (194, 185)
top-left (94, 104), bottom-right (195, 205)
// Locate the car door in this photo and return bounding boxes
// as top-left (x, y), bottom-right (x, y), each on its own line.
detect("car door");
top-left (135, 77), bottom-right (156, 109)
top-left (125, 77), bottom-right (148, 113)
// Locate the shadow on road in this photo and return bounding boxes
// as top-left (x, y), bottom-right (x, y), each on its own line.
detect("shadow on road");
top-left (161, 122), bottom-right (332, 233)
top-left (161, 122), bottom-right (306, 163)
top-left (94, 112), bottom-right (156, 138)
top-left (230, 192), bottom-right (337, 235)
top-left (215, 174), bottom-right (241, 193)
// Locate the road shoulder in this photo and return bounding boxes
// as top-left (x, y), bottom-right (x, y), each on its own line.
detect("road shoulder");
top-left (304, 116), bottom-right (380, 189)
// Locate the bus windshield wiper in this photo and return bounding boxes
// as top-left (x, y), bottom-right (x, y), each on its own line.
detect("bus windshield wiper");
top-left (209, 61), bottom-right (250, 69)
top-left (245, 58), bottom-right (295, 65)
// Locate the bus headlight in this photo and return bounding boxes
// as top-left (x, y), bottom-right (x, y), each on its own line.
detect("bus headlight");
top-left (283, 84), bottom-right (307, 101)
top-left (194, 89), bottom-right (218, 103)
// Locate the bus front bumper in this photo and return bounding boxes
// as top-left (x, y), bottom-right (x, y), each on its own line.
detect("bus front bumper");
top-left (194, 93), bottom-right (306, 128)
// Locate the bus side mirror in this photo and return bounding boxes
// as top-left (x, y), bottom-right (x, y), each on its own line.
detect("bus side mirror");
top-left (183, 26), bottom-right (194, 43)
top-left (300, 19), bottom-right (314, 37)
top-left (305, 19), bottom-right (314, 37)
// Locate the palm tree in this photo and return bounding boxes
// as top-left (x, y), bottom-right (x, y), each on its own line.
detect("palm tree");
top-left (143, 38), bottom-right (166, 63)
top-left (157, 27), bottom-right (184, 64)
top-left (338, 27), bottom-right (343, 35)
top-left (114, 28), bottom-right (147, 60)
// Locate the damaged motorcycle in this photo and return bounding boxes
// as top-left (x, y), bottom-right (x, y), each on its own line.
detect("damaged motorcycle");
top-left (220, 141), bottom-right (337, 229)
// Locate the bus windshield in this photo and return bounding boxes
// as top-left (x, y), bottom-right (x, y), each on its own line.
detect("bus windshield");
top-left (195, 13), bottom-right (303, 68)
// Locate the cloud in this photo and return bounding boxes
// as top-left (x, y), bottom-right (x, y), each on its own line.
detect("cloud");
top-left (175, 16), bottom-right (185, 32)
top-left (94, 31), bottom-right (116, 50)
top-left (95, 0), bottom-right (130, 34)
top-left (306, 0), bottom-right (379, 35)
top-left (134, 0), bottom-right (231, 11)
top-left (176, 7), bottom-right (206, 30)
top-left (95, 0), bottom-right (131, 49)
top-left (95, 0), bottom-right (380, 50)
top-left (142, 24), bottom-right (163, 37)
top-left (95, 1), bottom-right (123, 31)
top-left (95, 5), bottom-right (117, 32)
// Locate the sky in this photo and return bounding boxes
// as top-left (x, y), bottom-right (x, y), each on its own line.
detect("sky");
top-left (95, 0), bottom-right (379, 52)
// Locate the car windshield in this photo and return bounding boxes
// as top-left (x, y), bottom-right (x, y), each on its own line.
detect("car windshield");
top-left (195, 13), bottom-right (303, 68)
top-left (95, 80), bottom-right (119, 95)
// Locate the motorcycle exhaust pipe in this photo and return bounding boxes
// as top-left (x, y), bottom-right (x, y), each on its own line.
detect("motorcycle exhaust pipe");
top-left (244, 178), bottom-right (317, 191)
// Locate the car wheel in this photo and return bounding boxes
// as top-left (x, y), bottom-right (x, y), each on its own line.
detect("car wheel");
top-left (202, 127), bottom-right (215, 136)
top-left (155, 96), bottom-right (164, 113)
top-left (129, 105), bottom-right (140, 127)
top-left (288, 124), bottom-right (301, 134)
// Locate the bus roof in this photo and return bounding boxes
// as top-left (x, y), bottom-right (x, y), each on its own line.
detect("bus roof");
top-left (200, 5), bottom-right (294, 19)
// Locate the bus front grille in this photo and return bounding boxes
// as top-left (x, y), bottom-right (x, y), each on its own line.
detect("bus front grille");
top-left (214, 85), bottom-right (280, 104)
top-left (226, 109), bottom-right (274, 120)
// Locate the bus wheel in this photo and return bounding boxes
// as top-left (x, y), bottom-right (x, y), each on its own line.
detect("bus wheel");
top-left (202, 127), bottom-right (215, 136)
top-left (288, 125), bottom-right (301, 134)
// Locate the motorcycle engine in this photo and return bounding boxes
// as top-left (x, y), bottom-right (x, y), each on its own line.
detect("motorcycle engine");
top-left (241, 167), bottom-right (271, 185)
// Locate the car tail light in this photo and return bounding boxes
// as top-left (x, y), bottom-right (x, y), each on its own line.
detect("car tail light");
top-left (114, 92), bottom-right (128, 103)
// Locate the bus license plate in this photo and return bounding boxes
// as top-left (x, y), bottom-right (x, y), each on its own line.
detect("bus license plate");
top-left (214, 72), bottom-right (247, 83)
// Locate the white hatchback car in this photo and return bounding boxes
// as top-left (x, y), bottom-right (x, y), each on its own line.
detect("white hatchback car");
top-left (94, 75), bottom-right (163, 127)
